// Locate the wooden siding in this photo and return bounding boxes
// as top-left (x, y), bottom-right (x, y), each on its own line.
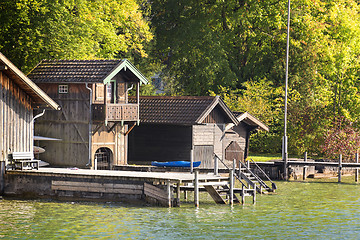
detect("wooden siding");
top-left (202, 107), bottom-right (225, 124)
top-left (192, 125), bottom-right (214, 145)
top-left (128, 124), bottom-right (192, 164)
top-left (223, 122), bottom-right (248, 160)
top-left (0, 72), bottom-right (33, 161)
top-left (192, 124), bottom-right (224, 168)
top-left (34, 83), bottom-right (90, 167)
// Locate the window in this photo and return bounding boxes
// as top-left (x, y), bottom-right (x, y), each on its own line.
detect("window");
top-left (58, 85), bottom-right (68, 94)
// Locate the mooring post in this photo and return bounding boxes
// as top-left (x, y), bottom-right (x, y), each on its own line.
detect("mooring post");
top-left (241, 185), bottom-right (245, 205)
top-left (176, 182), bottom-right (181, 207)
top-left (0, 157), bottom-right (5, 195)
top-left (303, 151), bottom-right (308, 180)
top-left (230, 169), bottom-right (234, 206)
top-left (214, 154), bottom-right (218, 176)
top-left (355, 152), bottom-right (359, 183)
top-left (194, 170), bottom-right (199, 207)
top-left (167, 180), bottom-right (172, 208)
top-left (338, 154), bottom-right (342, 183)
top-left (190, 149), bottom-right (194, 174)
top-left (253, 186), bottom-right (256, 204)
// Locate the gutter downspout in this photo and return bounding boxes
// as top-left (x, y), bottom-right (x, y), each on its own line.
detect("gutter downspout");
top-left (85, 83), bottom-right (93, 168)
top-left (31, 109), bottom-right (45, 159)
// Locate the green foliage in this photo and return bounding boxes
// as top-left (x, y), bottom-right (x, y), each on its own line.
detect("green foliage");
top-left (151, 0), bottom-right (360, 156)
top-left (0, 0), bottom-right (154, 73)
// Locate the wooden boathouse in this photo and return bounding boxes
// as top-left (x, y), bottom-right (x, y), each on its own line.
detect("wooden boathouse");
top-left (0, 52), bottom-right (60, 192)
top-left (128, 96), bottom-right (268, 168)
top-left (27, 59), bottom-right (148, 169)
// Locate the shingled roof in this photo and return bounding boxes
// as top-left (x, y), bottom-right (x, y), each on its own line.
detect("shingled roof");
top-left (136, 96), bottom-right (238, 125)
top-left (28, 59), bottom-right (148, 84)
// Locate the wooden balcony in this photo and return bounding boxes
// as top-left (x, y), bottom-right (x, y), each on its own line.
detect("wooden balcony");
top-left (92, 103), bottom-right (138, 122)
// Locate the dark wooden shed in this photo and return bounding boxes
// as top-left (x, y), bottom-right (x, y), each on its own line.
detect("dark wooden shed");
top-left (128, 96), bottom-right (239, 168)
top-left (28, 59), bottom-right (148, 168)
top-left (0, 52), bottom-right (59, 161)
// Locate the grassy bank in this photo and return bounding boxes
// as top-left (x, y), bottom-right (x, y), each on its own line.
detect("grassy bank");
top-left (248, 153), bottom-right (281, 162)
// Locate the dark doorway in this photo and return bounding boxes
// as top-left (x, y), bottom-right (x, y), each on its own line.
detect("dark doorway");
top-left (95, 147), bottom-right (112, 170)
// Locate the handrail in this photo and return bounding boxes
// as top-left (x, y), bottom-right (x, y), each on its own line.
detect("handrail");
top-left (213, 153), bottom-right (248, 189)
top-left (249, 158), bottom-right (277, 190)
top-left (239, 161), bottom-right (273, 192)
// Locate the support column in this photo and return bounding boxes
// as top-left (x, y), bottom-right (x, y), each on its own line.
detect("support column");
top-left (303, 151), bottom-right (307, 180)
top-left (0, 160), bottom-right (5, 195)
top-left (356, 153), bottom-right (359, 183)
top-left (167, 180), bottom-right (172, 208)
top-left (214, 154), bottom-right (218, 176)
top-left (338, 154), bottom-right (342, 183)
top-left (230, 169), bottom-right (234, 206)
top-left (190, 149), bottom-right (194, 174)
top-left (194, 170), bottom-right (199, 207)
top-left (176, 182), bottom-right (181, 207)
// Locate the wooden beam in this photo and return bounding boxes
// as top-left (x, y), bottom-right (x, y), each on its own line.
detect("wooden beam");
top-left (92, 124), bottom-right (102, 136)
top-left (0, 66), bottom-right (8, 71)
top-left (124, 122), bottom-right (136, 136)
top-left (107, 122), bottom-right (118, 133)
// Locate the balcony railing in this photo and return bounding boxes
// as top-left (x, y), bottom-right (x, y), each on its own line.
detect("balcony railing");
top-left (92, 103), bottom-right (138, 122)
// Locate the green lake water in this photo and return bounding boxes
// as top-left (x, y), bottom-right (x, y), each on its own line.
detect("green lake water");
top-left (1, 178), bottom-right (360, 239)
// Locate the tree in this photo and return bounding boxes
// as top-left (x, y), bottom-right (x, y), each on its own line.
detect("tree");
top-left (0, 0), bottom-right (154, 74)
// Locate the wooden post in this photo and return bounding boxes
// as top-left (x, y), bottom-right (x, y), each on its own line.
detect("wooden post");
top-left (184, 190), bottom-right (187, 200)
top-left (241, 185), bottom-right (245, 205)
top-left (167, 180), bottom-right (172, 208)
top-left (194, 170), bottom-right (199, 207)
top-left (303, 151), bottom-right (307, 180)
top-left (214, 154), bottom-right (218, 176)
top-left (190, 149), bottom-right (194, 174)
top-left (176, 182), bottom-right (181, 207)
top-left (338, 154), bottom-right (342, 183)
top-left (0, 159), bottom-right (5, 195)
top-left (356, 152), bottom-right (359, 183)
top-left (230, 169), bottom-right (234, 206)
top-left (253, 187), bottom-right (256, 204)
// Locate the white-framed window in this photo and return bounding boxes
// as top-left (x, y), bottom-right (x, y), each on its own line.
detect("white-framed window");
top-left (58, 85), bottom-right (68, 94)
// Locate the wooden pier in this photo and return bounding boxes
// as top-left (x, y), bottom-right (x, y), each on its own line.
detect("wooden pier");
top-left (3, 167), bottom-right (259, 207)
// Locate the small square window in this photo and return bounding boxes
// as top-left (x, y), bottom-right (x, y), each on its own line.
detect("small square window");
top-left (58, 85), bottom-right (68, 94)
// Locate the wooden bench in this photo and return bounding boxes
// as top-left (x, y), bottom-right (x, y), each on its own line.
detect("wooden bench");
top-left (9, 152), bottom-right (40, 170)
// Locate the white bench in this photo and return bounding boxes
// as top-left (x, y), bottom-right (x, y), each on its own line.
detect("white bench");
top-left (9, 152), bottom-right (40, 170)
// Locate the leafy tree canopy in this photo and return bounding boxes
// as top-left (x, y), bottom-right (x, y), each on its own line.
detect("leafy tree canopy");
top-left (0, 0), bottom-right (154, 74)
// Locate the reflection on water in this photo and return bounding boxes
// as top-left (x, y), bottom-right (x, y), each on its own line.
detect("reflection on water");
top-left (1, 178), bottom-right (360, 239)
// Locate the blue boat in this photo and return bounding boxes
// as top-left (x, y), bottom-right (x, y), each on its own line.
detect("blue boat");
top-left (151, 161), bottom-right (201, 168)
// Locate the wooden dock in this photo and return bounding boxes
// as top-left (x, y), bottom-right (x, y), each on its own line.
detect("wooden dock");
top-left (4, 168), bottom-right (245, 207)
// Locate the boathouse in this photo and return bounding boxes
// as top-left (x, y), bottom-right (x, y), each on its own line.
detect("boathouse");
top-left (27, 59), bottom-right (148, 169)
top-left (128, 96), bottom-right (268, 168)
top-left (0, 52), bottom-right (60, 159)
top-left (127, 96), bottom-right (238, 168)
top-left (224, 112), bottom-right (269, 162)
top-left (0, 52), bottom-right (59, 191)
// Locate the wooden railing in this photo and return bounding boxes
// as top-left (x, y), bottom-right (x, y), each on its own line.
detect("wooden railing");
top-left (92, 103), bottom-right (138, 122)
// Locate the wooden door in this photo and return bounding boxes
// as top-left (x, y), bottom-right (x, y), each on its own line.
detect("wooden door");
top-left (193, 145), bottom-right (213, 168)
top-left (225, 141), bottom-right (244, 164)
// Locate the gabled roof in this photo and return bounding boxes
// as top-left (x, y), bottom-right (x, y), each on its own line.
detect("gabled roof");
top-left (136, 96), bottom-right (239, 125)
top-left (225, 112), bottom-right (269, 132)
top-left (0, 52), bottom-right (60, 110)
top-left (27, 59), bottom-right (148, 85)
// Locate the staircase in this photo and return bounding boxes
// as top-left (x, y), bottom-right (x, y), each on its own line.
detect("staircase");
top-left (238, 159), bottom-right (276, 194)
